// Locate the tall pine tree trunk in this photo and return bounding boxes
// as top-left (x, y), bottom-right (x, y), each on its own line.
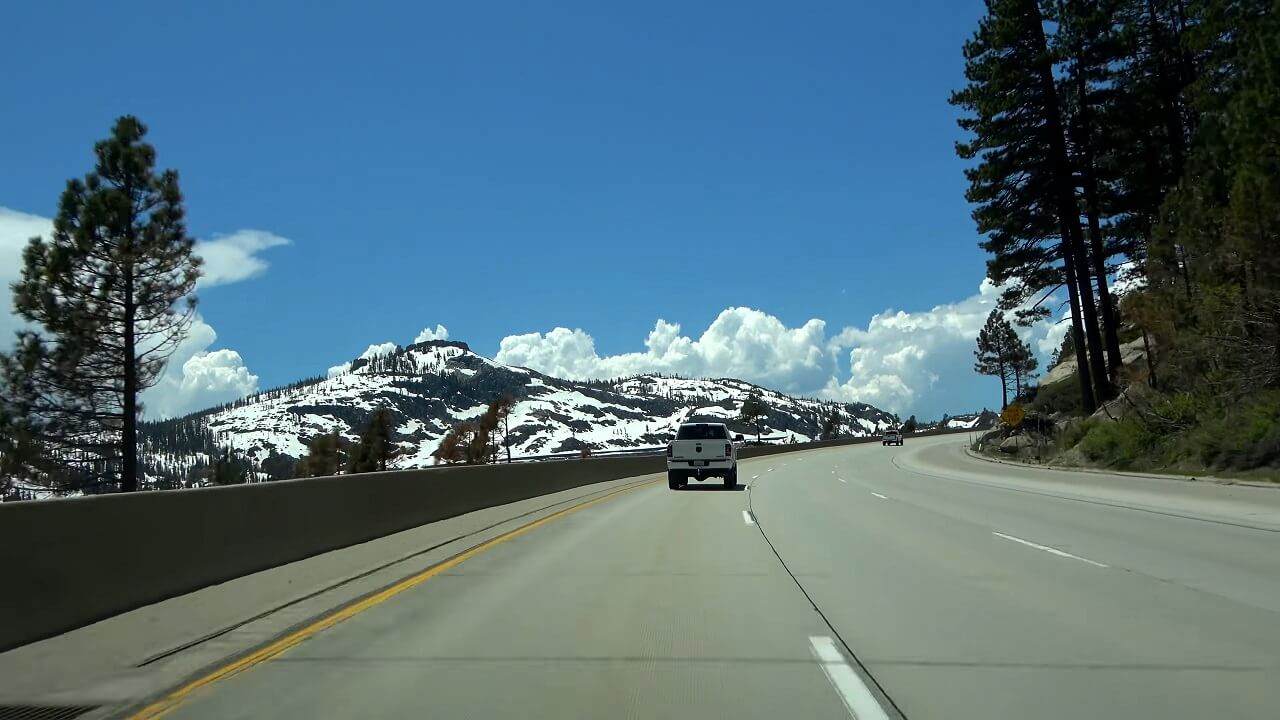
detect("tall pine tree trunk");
top-left (1084, 208), bottom-right (1124, 381)
top-left (122, 265), bottom-right (138, 493)
top-left (1146, 0), bottom-right (1187, 179)
top-left (999, 359), bottom-right (1009, 409)
top-left (1142, 327), bottom-right (1158, 388)
top-left (1073, 238), bottom-right (1114, 401)
top-left (1062, 241), bottom-right (1098, 414)
top-left (1070, 48), bottom-right (1126, 381)
top-left (1027, 0), bottom-right (1110, 407)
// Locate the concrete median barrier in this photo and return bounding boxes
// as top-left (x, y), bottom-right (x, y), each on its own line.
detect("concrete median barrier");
top-left (0, 454), bottom-right (664, 651)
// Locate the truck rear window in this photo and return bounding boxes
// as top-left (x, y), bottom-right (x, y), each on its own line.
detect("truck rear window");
top-left (677, 424), bottom-right (728, 440)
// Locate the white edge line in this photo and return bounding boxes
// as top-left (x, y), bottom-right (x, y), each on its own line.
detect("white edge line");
top-left (871, 492), bottom-right (887, 500)
top-left (742, 510), bottom-right (755, 525)
top-left (809, 636), bottom-right (891, 720)
top-left (838, 478), bottom-right (847, 483)
top-left (992, 531), bottom-right (1109, 567)
top-left (751, 475), bottom-right (760, 480)
top-left (768, 468), bottom-right (774, 472)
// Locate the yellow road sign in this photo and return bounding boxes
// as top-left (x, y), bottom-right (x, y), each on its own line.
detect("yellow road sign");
top-left (1001, 404), bottom-right (1025, 426)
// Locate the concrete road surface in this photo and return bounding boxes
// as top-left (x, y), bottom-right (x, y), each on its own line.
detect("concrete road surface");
top-left (138, 435), bottom-right (1280, 719)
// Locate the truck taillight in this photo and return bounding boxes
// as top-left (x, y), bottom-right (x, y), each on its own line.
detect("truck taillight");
top-left (667, 444), bottom-right (673, 457)
top-left (724, 443), bottom-right (731, 456)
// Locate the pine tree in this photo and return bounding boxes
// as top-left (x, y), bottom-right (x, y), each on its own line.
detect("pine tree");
top-left (492, 394), bottom-right (516, 463)
top-left (820, 412), bottom-right (837, 441)
top-left (975, 309), bottom-right (1022, 408)
top-left (0, 116), bottom-right (202, 492)
top-left (952, 0), bottom-right (1107, 414)
top-left (297, 432), bottom-right (347, 477)
top-left (209, 449), bottom-right (249, 485)
top-left (1009, 332), bottom-right (1040, 400)
top-left (1054, 0), bottom-right (1128, 379)
top-left (738, 390), bottom-right (769, 443)
top-left (433, 419), bottom-right (491, 465)
top-left (433, 429), bottom-right (463, 465)
top-left (476, 399), bottom-right (506, 464)
top-left (1152, 0), bottom-right (1280, 392)
top-left (348, 409), bottom-right (396, 473)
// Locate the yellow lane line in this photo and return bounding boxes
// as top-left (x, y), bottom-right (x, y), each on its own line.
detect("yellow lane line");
top-left (128, 479), bottom-right (656, 719)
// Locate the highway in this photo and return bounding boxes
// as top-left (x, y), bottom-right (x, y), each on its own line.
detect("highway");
top-left (135, 434), bottom-right (1280, 719)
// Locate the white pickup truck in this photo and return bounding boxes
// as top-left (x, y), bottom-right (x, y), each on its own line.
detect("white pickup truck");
top-left (666, 422), bottom-right (741, 490)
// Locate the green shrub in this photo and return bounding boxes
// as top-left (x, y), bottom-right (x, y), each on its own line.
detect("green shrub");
top-left (1028, 374), bottom-right (1085, 416)
top-left (1147, 392), bottom-right (1207, 432)
top-left (1058, 386), bottom-right (1280, 474)
top-left (1239, 393), bottom-right (1280, 444)
top-left (1079, 418), bottom-right (1153, 468)
top-left (1187, 391), bottom-right (1280, 471)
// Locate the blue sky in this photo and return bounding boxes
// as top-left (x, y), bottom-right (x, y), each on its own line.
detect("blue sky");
top-left (1, 0), bottom-right (1065, 419)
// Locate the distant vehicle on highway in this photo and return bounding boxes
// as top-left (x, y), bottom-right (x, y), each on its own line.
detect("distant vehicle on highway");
top-left (882, 429), bottom-right (903, 446)
top-left (667, 422), bottom-right (740, 490)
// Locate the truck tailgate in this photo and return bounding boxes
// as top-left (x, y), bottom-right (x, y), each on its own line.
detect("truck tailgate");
top-left (670, 439), bottom-right (730, 462)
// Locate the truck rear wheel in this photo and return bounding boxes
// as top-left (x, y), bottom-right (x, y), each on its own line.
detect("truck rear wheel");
top-left (725, 467), bottom-right (738, 490)
top-left (668, 471), bottom-right (684, 490)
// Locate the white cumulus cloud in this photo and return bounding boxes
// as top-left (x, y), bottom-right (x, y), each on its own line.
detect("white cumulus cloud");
top-left (496, 283), bottom-right (1065, 419)
top-left (414, 324), bottom-right (449, 343)
top-left (142, 317), bottom-right (260, 419)
top-left (195, 230), bottom-right (291, 288)
top-left (497, 308), bottom-right (832, 395)
top-left (359, 342), bottom-right (399, 360)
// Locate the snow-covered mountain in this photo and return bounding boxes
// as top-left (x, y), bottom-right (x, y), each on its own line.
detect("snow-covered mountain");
top-left (142, 339), bottom-right (897, 482)
top-left (939, 410), bottom-right (999, 430)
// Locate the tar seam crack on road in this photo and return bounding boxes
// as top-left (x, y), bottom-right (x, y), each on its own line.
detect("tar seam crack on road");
top-left (746, 479), bottom-right (908, 720)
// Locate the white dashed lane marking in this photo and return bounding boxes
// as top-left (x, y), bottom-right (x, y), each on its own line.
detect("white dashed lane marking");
top-left (992, 531), bottom-right (1109, 568)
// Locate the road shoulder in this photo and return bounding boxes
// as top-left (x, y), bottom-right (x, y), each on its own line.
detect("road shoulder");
top-left (894, 437), bottom-right (1280, 531)
top-left (963, 444), bottom-right (1279, 489)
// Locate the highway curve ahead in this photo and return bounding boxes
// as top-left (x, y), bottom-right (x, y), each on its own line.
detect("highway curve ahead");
top-left (148, 435), bottom-right (1280, 720)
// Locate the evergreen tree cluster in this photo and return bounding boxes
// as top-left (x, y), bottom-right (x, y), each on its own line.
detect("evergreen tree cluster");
top-left (432, 395), bottom-right (516, 465)
top-left (346, 409), bottom-right (398, 473)
top-left (957, 0), bottom-right (1280, 468)
top-left (974, 309), bottom-right (1040, 407)
top-left (295, 409), bottom-right (402, 477)
top-left (955, 0), bottom-right (1279, 414)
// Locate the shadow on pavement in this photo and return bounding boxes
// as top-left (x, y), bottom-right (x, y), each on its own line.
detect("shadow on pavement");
top-left (676, 484), bottom-right (746, 492)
